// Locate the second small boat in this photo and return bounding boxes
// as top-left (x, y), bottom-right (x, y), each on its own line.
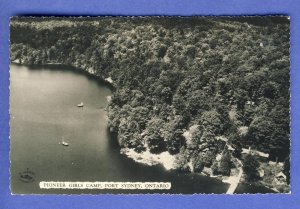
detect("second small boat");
top-left (77, 102), bottom-right (84, 107)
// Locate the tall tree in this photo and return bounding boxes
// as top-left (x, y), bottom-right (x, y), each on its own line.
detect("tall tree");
top-left (243, 154), bottom-right (260, 181)
top-left (218, 149), bottom-right (232, 176)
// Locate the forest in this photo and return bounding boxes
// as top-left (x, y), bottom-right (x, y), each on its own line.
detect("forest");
top-left (10, 17), bottom-right (290, 181)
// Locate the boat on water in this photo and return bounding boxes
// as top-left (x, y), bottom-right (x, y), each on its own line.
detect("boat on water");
top-left (61, 141), bottom-right (69, 146)
top-left (77, 102), bottom-right (84, 107)
top-left (59, 137), bottom-right (69, 146)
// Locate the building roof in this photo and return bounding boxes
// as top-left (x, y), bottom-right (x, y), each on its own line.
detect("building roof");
top-left (275, 171), bottom-right (287, 179)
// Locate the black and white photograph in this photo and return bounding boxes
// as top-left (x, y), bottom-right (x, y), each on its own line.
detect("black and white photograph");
top-left (9, 16), bottom-right (290, 194)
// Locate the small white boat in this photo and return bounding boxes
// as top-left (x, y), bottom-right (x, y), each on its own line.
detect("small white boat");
top-left (77, 102), bottom-right (84, 107)
top-left (61, 141), bottom-right (69, 146)
top-left (60, 137), bottom-right (69, 146)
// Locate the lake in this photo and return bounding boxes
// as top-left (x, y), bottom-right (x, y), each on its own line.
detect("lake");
top-left (10, 64), bottom-right (272, 194)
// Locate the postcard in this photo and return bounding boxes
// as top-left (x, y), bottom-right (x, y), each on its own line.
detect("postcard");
top-left (9, 16), bottom-right (290, 195)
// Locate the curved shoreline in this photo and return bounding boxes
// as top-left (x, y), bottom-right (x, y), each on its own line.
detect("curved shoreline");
top-left (11, 60), bottom-right (115, 90)
top-left (120, 148), bottom-right (178, 170)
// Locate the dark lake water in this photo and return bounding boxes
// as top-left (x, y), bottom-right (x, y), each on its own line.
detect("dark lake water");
top-left (10, 64), bottom-right (272, 194)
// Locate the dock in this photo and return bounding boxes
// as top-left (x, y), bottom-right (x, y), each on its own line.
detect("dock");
top-left (225, 166), bottom-right (243, 194)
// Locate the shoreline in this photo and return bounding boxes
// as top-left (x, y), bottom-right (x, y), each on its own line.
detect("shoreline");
top-left (120, 147), bottom-right (243, 194)
top-left (120, 148), bottom-right (178, 170)
top-left (11, 60), bottom-right (115, 89)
